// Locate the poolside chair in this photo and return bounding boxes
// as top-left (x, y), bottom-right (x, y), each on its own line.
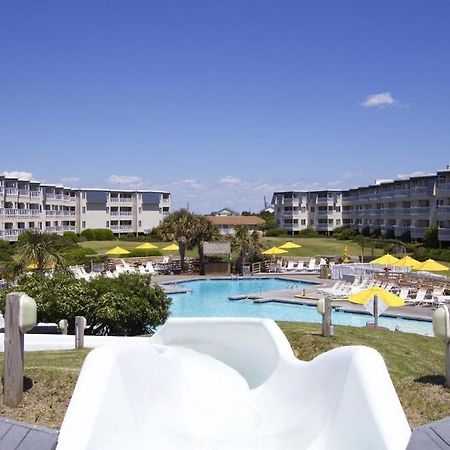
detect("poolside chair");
top-left (145, 261), bottom-right (156, 274)
top-left (398, 287), bottom-right (410, 301)
top-left (405, 288), bottom-right (428, 306)
top-left (307, 258), bottom-right (318, 271)
top-left (294, 260), bottom-right (304, 271)
top-left (284, 261), bottom-right (296, 272)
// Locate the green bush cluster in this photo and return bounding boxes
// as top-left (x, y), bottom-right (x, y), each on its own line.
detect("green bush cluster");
top-left (413, 247), bottom-right (450, 263)
top-left (80, 228), bottom-right (115, 241)
top-left (62, 247), bottom-right (97, 265)
top-left (265, 228), bottom-right (287, 237)
top-left (63, 231), bottom-right (79, 243)
top-left (0, 273), bottom-right (170, 336)
top-left (119, 234), bottom-right (160, 243)
top-left (0, 240), bottom-right (14, 262)
top-left (126, 249), bottom-right (163, 258)
top-left (297, 227), bottom-right (319, 237)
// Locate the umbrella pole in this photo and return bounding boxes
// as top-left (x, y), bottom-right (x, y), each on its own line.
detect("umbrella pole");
top-left (374, 295), bottom-right (378, 328)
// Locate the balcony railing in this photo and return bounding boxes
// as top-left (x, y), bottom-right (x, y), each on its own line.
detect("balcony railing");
top-left (394, 225), bottom-right (410, 235)
top-left (410, 227), bottom-right (427, 239)
top-left (5, 188), bottom-right (18, 196)
top-left (395, 208), bottom-right (411, 215)
top-left (3, 208), bottom-right (41, 217)
top-left (437, 206), bottom-right (450, 216)
top-left (394, 189), bottom-right (410, 197)
top-left (410, 207), bottom-right (430, 215)
top-left (438, 228), bottom-right (450, 241)
top-left (45, 210), bottom-right (76, 216)
top-left (18, 189), bottom-right (30, 197)
top-left (30, 190), bottom-right (41, 198)
top-left (410, 186), bottom-right (433, 196)
top-left (436, 183), bottom-right (450, 194)
top-left (2, 229), bottom-right (27, 240)
top-left (45, 194), bottom-right (66, 200)
top-left (110, 225), bottom-right (133, 231)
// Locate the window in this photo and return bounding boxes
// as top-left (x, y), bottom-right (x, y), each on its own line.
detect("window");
top-left (106, 207), bottom-right (109, 213)
top-left (82, 221), bottom-right (86, 228)
top-left (82, 206), bottom-right (86, 213)
top-left (139, 207), bottom-right (142, 213)
top-left (138, 220), bottom-right (142, 227)
top-left (301, 219), bottom-right (306, 225)
top-left (106, 221), bottom-right (109, 228)
top-left (336, 219), bottom-right (341, 225)
top-left (310, 207), bottom-right (315, 212)
top-left (335, 206), bottom-right (341, 212)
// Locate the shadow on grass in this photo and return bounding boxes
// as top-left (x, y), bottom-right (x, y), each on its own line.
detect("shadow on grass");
top-left (414, 374), bottom-right (446, 386)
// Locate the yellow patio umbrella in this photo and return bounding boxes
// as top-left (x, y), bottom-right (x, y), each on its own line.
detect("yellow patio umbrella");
top-left (371, 254), bottom-right (400, 266)
top-left (105, 246), bottom-right (130, 256)
top-left (162, 243), bottom-right (179, 251)
top-left (391, 255), bottom-right (421, 268)
top-left (136, 242), bottom-right (158, 250)
top-left (262, 246), bottom-right (288, 255)
top-left (414, 259), bottom-right (449, 272)
top-left (26, 262), bottom-right (56, 270)
top-left (348, 286), bottom-right (405, 328)
top-left (279, 241), bottom-right (302, 250)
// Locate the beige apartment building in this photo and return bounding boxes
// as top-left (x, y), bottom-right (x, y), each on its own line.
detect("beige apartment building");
top-left (272, 166), bottom-right (450, 245)
top-left (0, 174), bottom-right (171, 241)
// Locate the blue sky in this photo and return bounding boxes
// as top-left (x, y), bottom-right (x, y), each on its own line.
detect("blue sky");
top-left (1, 1), bottom-right (450, 212)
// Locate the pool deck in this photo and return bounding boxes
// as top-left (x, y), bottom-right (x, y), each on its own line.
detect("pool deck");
top-left (155, 273), bottom-right (434, 322)
top-left (1, 415), bottom-right (449, 449)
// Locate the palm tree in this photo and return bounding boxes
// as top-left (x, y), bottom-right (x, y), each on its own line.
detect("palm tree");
top-left (14, 231), bottom-right (66, 273)
top-left (157, 209), bottom-right (197, 271)
top-left (230, 226), bottom-right (263, 273)
top-left (192, 216), bottom-right (220, 263)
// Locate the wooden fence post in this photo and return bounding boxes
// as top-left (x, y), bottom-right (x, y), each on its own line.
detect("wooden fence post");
top-left (4, 293), bottom-right (25, 407)
top-left (75, 316), bottom-right (86, 349)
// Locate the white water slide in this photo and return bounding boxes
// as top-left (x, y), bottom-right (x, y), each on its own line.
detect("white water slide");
top-left (57, 318), bottom-right (411, 450)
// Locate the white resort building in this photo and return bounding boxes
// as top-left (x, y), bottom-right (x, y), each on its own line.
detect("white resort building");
top-left (272, 166), bottom-right (450, 245)
top-left (0, 174), bottom-right (171, 241)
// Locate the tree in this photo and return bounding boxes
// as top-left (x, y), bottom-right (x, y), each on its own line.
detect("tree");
top-left (156, 209), bottom-right (197, 270)
top-left (230, 226), bottom-right (263, 273)
top-left (191, 215), bottom-right (220, 263)
top-left (423, 225), bottom-right (439, 248)
top-left (0, 273), bottom-right (170, 336)
top-left (14, 231), bottom-right (67, 273)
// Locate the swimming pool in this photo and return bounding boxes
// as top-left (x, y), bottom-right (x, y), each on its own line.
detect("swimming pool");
top-left (168, 278), bottom-right (433, 336)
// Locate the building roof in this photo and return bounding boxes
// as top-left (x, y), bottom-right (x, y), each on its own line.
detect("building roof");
top-left (207, 215), bottom-right (265, 226)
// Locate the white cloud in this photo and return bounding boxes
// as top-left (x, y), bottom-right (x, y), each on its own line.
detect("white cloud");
top-left (106, 175), bottom-right (144, 188)
top-left (361, 92), bottom-right (399, 108)
top-left (2, 170), bottom-right (33, 180)
top-left (60, 176), bottom-right (80, 184)
top-left (171, 179), bottom-right (206, 190)
top-left (218, 176), bottom-right (242, 185)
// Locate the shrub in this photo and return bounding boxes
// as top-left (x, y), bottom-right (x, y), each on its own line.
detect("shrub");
top-left (0, 240), bottom-right (14, 262)
top-left (297, 228), bottom-right (319, 238)
top-left (265, 228), bottom-right (287, 237)
top-left (371, 228), bottom-right (382, 238)
top-left (93, 228), bottom-right (115, 240)
top-left (423, 225), bottom-right (439, 249)
top-left (63, 231), bottom-right (79, 243)
top-left (126, 249), bottom-right (163, 258)
top-left (399, 231), bottom-right (411, 243)
top-left (63, 247), bottom-right (97, 265)
top-left (361, 226), bottom-right (371, 237)
top-left (333, 226), bottom-right (357, 241)
top-left (80, 229), bottom-right (96, 240)
top-left (384, 228), bottom-right (395, 240)
top-left (413, 247), bottom-right (450, 263)
top-left (0, 273), bottom-right (170, 336)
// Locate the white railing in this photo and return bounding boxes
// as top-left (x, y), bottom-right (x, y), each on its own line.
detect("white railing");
top-left (30, 191), bottom-right (41, 198)
top-left (3, 208), bottom-right (41, 217)
top-left (119, 197), bottom-right (133, 203)
top-left (437, 206), bottom-right (450, 214)
top-left (110, 225), bottom-right (133, 231)
top-left (394, 189), bottom-right (410, 197)
top-left (410, 227), bottom-right (427, 238)
top-left (5, 188), bottom-right (18, 196)
top-left (18, 189), bottom-right (30, 197)
top-left (436, 183), bottom-right (450, 194)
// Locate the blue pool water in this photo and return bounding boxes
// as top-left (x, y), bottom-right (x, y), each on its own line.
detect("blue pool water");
top-left (168, 278), bottom-right (433, 336)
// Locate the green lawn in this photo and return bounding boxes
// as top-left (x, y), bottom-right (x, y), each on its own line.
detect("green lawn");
top-left (1, 324), bottom-right (448, 429)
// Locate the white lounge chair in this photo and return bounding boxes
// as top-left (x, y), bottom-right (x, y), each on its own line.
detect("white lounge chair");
top-left (405, 288), bottom-right (427, 306)
top-left (57, 318), bottom-right (411, 450)
top-left (294, 260), bottom-right (304, 271)
top-left (284, 261), bottom-right (296, 272)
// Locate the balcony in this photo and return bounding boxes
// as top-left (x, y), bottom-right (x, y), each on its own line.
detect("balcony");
top-left (394, 189), bottom-right (410, 198)
top-left (316, 197), bottom-right (334, 205)
top-left (394, 225), bottom-right (410, 236)
top-left (436, 183), bottom-right (450, 195)
top-left (437, 206), bottom-right (450, 217)
top-left (410, 207), bottom-right (430, 216)
top-left (2, 229), bottom-right (27, 240)
top-left (379, 191), bottom-right (395, 199)
top-left (3, 208), bottom-right (41, 218)
top-left (395, 208), bottom-right (411, 215)
top-left (161, 197), bottom-right (171, 203)
top-left (45, 226), bottom-right (65, 233)
top-left (110, 225), bottom-right (133, 231)
top-left (410, 186), bottom-right (433, 197)
top-left (5, 188), bottom-right (18, 196)
top-left (18, 189), bottom-right (30, 197)
top-left (316, 210), bottom-right (330, 217)
top-left (410, 227), bottom-right (427, 239)
top-left (30, 190), bottom-right (41, 198)
top-left (438, 228), bottom-right (450, 241)
top-left (46, 193), bottom-right (65, 201)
